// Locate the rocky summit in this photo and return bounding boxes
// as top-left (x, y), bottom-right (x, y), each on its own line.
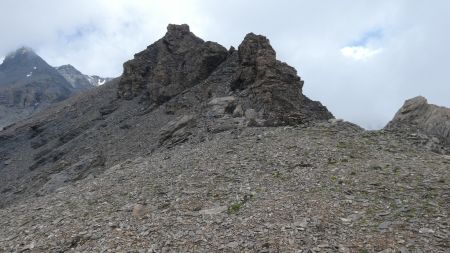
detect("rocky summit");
top-left (0, 25), bottom-right (448, 252)
top-left (118, 24), bottom-right (332, 126)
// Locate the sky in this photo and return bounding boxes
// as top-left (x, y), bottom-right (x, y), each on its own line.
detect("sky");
top-left (0, 0), bottom-right (449, 129)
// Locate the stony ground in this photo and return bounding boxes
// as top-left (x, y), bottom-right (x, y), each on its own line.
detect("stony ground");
top-left (0, 122), bottom-right (449, 252)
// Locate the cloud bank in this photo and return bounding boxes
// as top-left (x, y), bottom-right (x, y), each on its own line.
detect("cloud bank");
top-left (0, 0), bottom-right (449, 129)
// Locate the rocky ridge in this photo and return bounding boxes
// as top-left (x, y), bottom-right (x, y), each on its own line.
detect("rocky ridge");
top-left (0, 24), bottom-right (332, 208)
top-left (56, 64), bottom-right (112, 89)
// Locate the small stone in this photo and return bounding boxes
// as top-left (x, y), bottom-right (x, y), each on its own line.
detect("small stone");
top-left (377, 211), bottom-right (391, 216)
top-left (226, 241), bottom-right (239, 248)
top-left (199, 206), bottom-right (227, 215)
top-left (378, 249), bottom-right (395, 253)
top-left (294, 218), bottom-right (308, 228)
top-left (419, 227), bottom-right (434, 234)
top-left (328, 118), bottom-right (343, 125)
top-left (232, 104), bottom-right (243, 117)
top-left (378, 221), bottom-right (391, 230)
top-left (245, 109), bottom-right (257, 120)
top-left (338, 245), bottom-right (350, 253)
top-left (132, 204), bottom-right (149, 218)
top-left (399, 247), bottom-right (409, 253)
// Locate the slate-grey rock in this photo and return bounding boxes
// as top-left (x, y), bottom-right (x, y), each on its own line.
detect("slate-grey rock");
top-left (117, 24), bottom-right (228, 103)
top-left (386, 96), bottom-right (450, 148)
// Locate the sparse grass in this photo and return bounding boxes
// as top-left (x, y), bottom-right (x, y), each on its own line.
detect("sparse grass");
top-left (227, 203), bottom-right (242, 214)
top-left (227, 194), bottom-right (253, 215)
top-left (272, 171), bottom-right (282, 178)
top-left (336, 142), bottom-right (350, 149)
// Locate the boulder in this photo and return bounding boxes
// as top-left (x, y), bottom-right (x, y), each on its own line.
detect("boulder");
top-left (385, 96), bottom-right (450, 146)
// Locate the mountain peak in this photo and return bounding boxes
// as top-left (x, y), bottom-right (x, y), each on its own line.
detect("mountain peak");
top-left (56, 64), bottom-right (82, 74)
top-left (166, 24), bottom-right (190, 35)
top-left (0, 47), bottom-right (44, 71)
top-left (5, 46), bottom-right (37, 60)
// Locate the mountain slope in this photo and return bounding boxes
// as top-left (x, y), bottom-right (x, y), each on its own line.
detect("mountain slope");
top-left (0, 123), bottom-right (448, 252)
top-left (0, 24), bottom-right (332, 208)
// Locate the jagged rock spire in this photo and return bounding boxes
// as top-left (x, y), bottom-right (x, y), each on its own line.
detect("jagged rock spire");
top-left (117, 24), bottom-right (333, 125)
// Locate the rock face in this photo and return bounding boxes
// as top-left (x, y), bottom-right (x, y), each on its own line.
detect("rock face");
top-left (385, 96), bottom-right (450, 147)
top-left (118, 24), bottom-right (332, 125)
top-left (230, 33), bottom-right (332, 125)
top-left (118, 24), bottom-right (228, 104)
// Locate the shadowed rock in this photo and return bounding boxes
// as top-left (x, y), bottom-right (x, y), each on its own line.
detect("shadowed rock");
top-left (117, 24), bottom-right (228, 103)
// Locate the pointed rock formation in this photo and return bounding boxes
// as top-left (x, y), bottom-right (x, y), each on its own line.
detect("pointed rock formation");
top-left (118, 24), bottom-right (332, 126)
top-left (386, 96), bottom-right (450, 147)
top-left (117, 24), bottom-right (228, 103)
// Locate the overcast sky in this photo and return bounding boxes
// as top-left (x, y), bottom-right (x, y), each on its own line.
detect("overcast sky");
top-left (0, 0), bottom-right (449, 129)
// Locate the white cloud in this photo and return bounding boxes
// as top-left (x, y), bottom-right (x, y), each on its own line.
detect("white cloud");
top-left (0, 56), bottom-right (4, 65)
top-left (340, 46), bottom-right (383, 60)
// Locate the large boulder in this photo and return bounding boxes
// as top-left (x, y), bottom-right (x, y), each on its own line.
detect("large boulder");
top-left (385, 96), bottom-right (450, 146)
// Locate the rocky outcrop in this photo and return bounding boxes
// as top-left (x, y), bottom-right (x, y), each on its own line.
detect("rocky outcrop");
top-left (386, 96), bottom-right (450, 147)
top-left (230, 33), bottom-right (332, 125)
top-left (117, 24), bottom-right (228, 103)
top-left (118, 24), bottom-right (332, 126)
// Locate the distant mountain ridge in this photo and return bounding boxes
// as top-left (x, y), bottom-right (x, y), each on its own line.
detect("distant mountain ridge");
top-left (56, 64), bottom-right (112, 90)
top-left (0, 47), bottom-right (111, 129)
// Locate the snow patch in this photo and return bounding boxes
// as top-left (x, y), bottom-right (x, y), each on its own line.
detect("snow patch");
top-left (26, 72), bottom-right (33, 77)
top-left (33, 66), bottom-right (37, 70)
top-left (0, 56), bottom-right (4, 65)
top-left (97, 79), bottom-right (106, 85)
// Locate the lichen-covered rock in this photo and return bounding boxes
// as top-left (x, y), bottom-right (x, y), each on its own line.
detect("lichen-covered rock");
top-left (385, 96), bottom-right (450, 147)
